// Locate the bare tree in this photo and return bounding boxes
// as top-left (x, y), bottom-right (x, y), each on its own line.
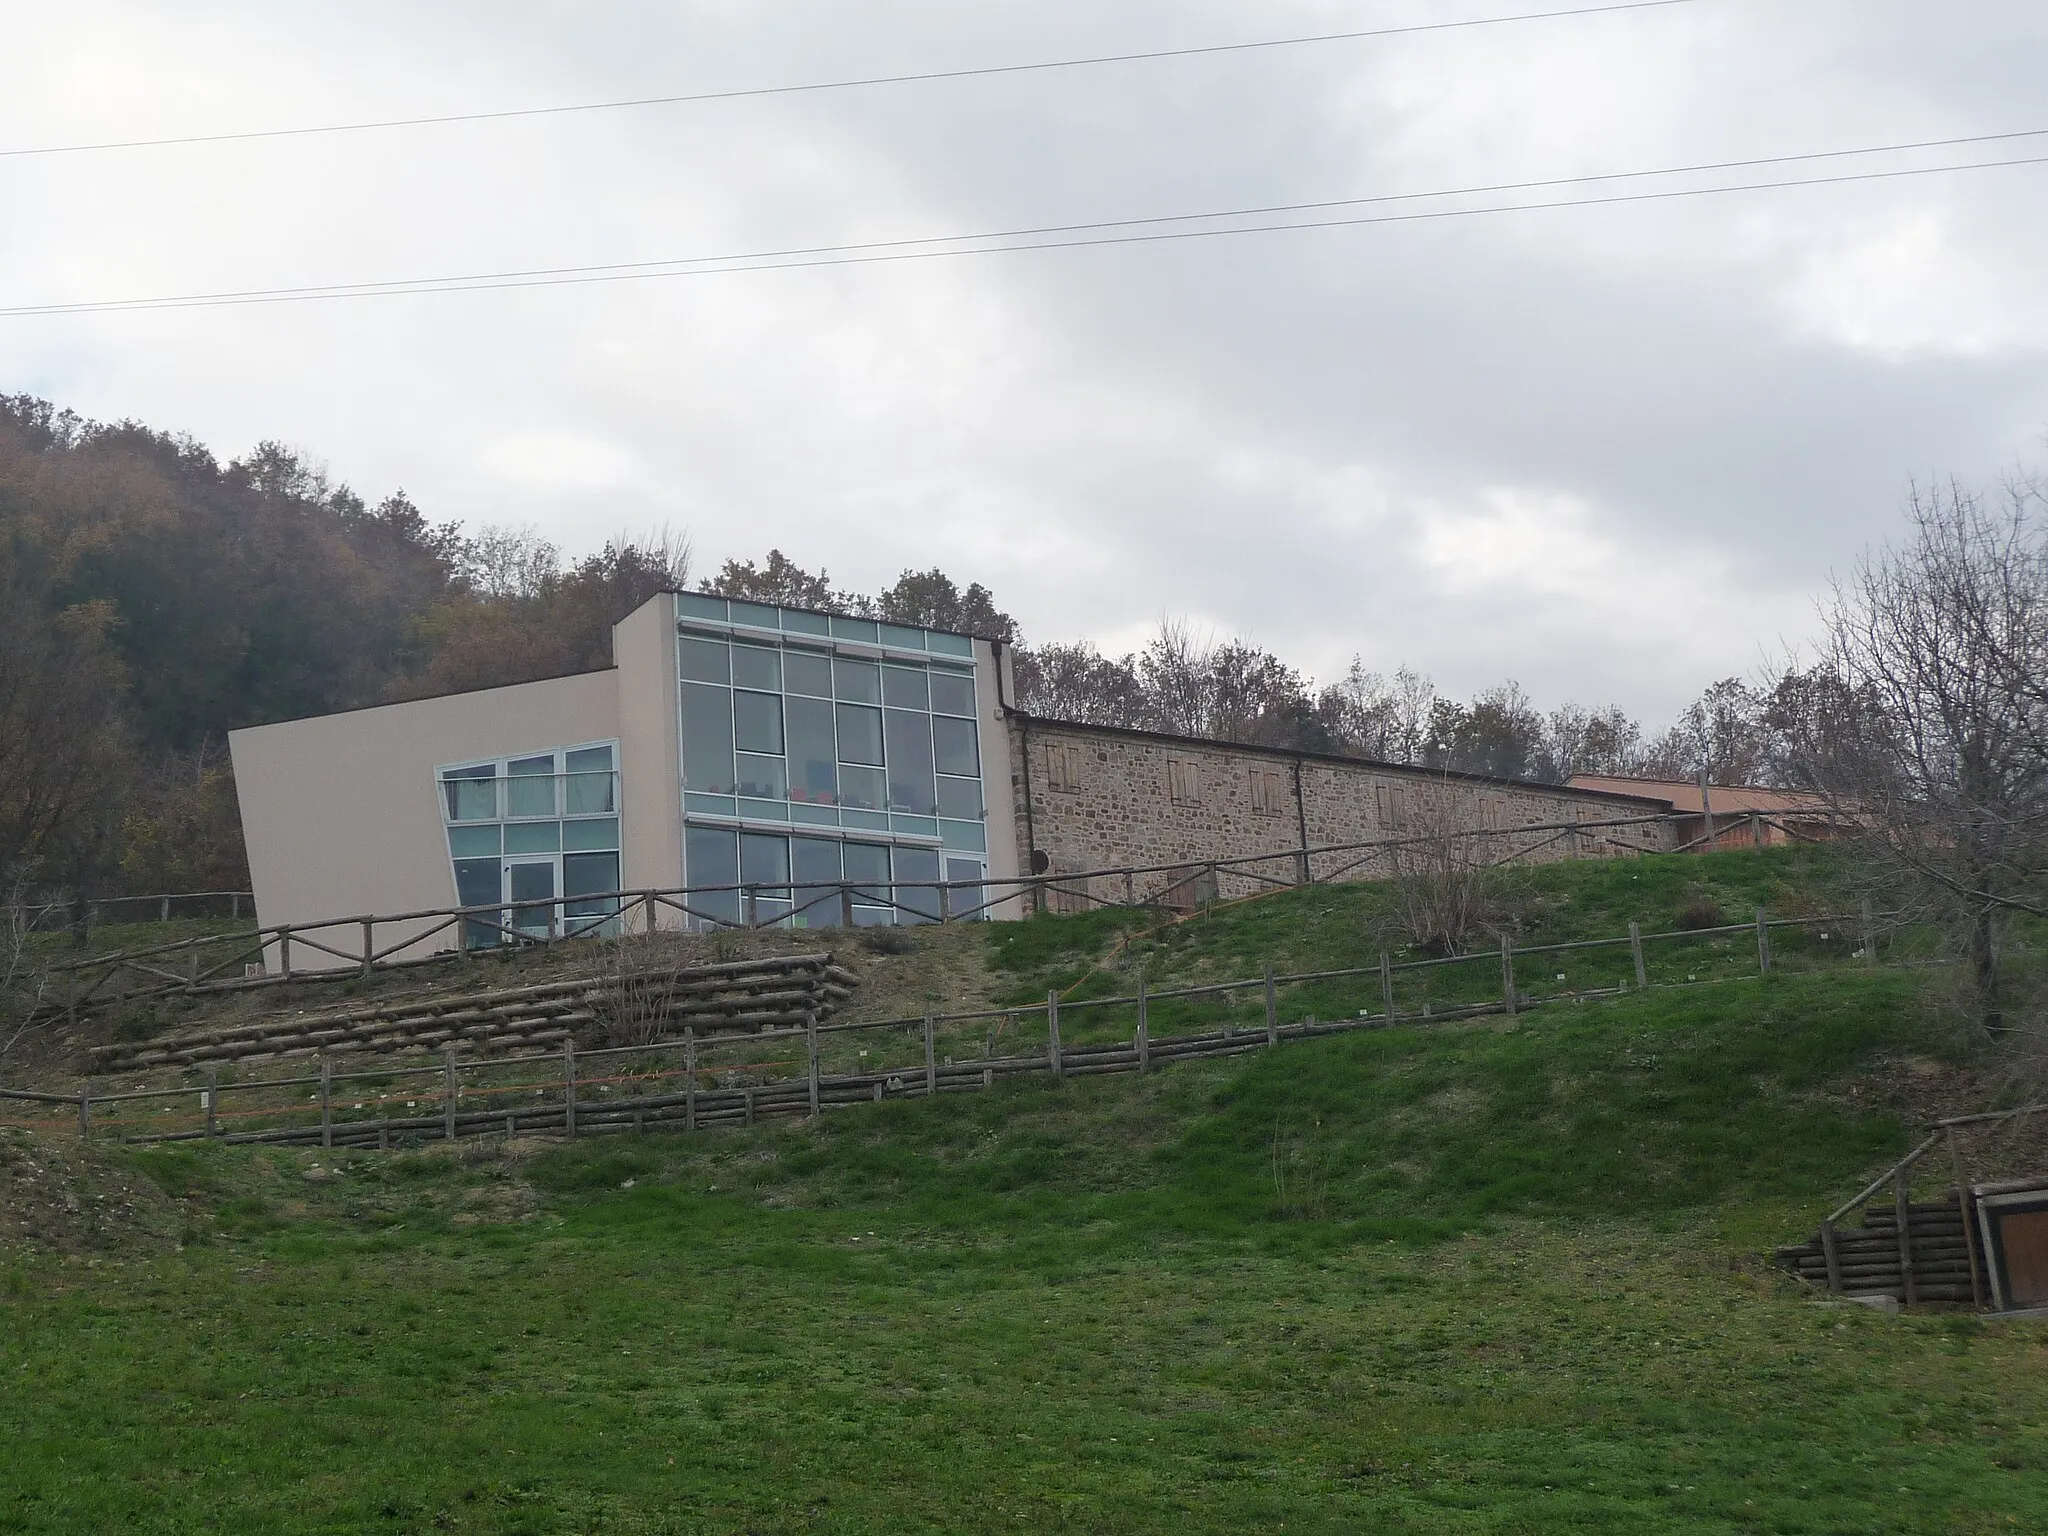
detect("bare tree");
top-left (1784, 476), bottom-right (2048, 1033)
top-left (1385, 781), bottom-right (1505, 956)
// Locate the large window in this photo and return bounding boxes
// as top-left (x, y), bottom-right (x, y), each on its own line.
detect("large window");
top-left (437, 742), bottom-right (622, 946)
top-left (676, 621), bottom-right (988, 852)
top-left (674, 606), bottom-right (992, 927)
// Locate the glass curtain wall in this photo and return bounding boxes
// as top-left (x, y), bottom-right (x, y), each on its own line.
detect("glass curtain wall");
top-left (675, 597), bottom-right (990, 927)
top-left (438, 742), bottom-right (622, 946)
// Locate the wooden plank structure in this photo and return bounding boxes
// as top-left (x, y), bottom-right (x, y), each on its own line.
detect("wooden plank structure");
top-left (85, 953), bottom-right (855, 1073)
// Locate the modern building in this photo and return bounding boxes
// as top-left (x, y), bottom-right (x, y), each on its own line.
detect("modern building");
top-left (229, 591), bottom-right (1681, 968)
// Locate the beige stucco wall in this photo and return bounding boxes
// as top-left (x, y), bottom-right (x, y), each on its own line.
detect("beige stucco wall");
top-left (1004, 718), bottom-right (1674, 908)
top-left (229, 669), bottom-right (622, 969)
top-left (613, 592), bottom-right (684, 904)
top-left (974, 639), bottom-right (1027, 919)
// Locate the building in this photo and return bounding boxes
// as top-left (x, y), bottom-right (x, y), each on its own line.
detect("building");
top-left (1565, 775), bottom-right (1837, 849)
top-left (229, 591), bottom-right (1680, 968)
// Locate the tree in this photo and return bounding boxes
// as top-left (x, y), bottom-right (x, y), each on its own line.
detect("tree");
top-left (1012, 641), bottom-right (1146, 726)
top-left (701, 549), bottom-right (854, 612)
top-left (1783, 475), bottom-right (2048, 1034)
top-left (876, 568), bottom-right (1019, 643)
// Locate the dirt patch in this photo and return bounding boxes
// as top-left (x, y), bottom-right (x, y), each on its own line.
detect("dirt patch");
top-left (0, 1128), bottom-right (184, 1257)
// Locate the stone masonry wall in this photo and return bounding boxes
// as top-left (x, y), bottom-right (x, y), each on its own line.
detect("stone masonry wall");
top-left (1005, 719), bottom-right (1674, 909)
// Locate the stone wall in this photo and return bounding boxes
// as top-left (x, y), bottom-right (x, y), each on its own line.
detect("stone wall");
top-left (1004, 718), bottom-right (1674, 908)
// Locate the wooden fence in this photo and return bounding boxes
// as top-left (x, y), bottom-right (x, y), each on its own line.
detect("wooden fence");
top-left (27, 807), bottom-right (1847, 1026)
top-left (1, 905), bottom-right (1890, 1152)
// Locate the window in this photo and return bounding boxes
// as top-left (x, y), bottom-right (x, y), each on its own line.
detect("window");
top-left (1376, 784), bottom-right (1406, 830)
top-left (833, 658), bottom-right (881, 704)
top-left (1046, 744), bottom-right (1081, 792)
top-left (1250, 767), bottom-right (1285, 817)
top-left (930, 669), bottom-right (975, 718)
top-left (681, 683), bottom-right (737, 794)
top-left (784, 649), bottom-right (834, 698)
top-left (732, 645), bottom-right (781, 691)
top-left (1168, 758), bottom-right (1201, 807)
top-left (785, 695), bottom-right (838, 803)
top-left (733, 690), bottom-right (784, 755)
top-left (835, 703), bottom-right (884, 766)
top-left (437, 742), bottom-right (622, 947)
top-left (884, 709), bottom-right (937, 816)
top-left (933, 715), bottom-right (978, 778)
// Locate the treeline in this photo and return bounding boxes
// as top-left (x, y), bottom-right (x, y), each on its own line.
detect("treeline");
top-left (1, 392), bottom-right (1784, 906)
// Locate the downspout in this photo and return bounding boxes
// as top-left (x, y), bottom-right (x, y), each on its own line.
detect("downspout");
top-left (1292, 756), bottom-right (1311, 886)
top-left (995, 642), bottom-right (1044, 916)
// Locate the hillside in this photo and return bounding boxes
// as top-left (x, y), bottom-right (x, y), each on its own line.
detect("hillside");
top-left (4, 850), bottom-right (2046, 1532)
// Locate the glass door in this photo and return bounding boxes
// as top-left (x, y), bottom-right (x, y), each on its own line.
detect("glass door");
top-left (507, 859), bottom-right (558, 939)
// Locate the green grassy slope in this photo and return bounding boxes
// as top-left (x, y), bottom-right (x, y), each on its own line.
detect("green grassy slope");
top-left (2, 853), bottom-right (2043, 1534)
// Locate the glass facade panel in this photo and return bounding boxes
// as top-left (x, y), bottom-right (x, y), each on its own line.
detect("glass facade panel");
top-left (830, 616), bottom-right (880, 644)
top-left (842, 842), bottom-right (891, 916)
top-left (678, 635), bottom-right (731, 684)
top-left (932, 715), bottom-right (978, 777)
top-left (564, 745), bottom-right (615, 814)
top-left (945, 856), bottom-right (988, 921)
top-left (882, 665), bottom-right (929, 709)
top-left (927, 632), bottom-right (974, 658)
top-left (563, 851), bottom-right (622, 936)
top-left (733, 690), bottom-right (784, 755)
top-left (935, 774), bottom-right (983, 820)
top-left (684, 792), bottom-right (737, 818)
top-left (676, 593), bottom-right (729, 623)
top-left (893, 846), bottom-right (941, 924)
top-left (505, 820), bottom-right (561, 855)
top-left (939, 818), bottom-right (987, 852)
top-left (454, 858), bottom-right (504, 947)
top-left (879, 623), bottom-right (926, 652)
top-left (444, 767), bottom-right (497, 822)
top-left (784, 649), bottom-right (834, 697)
top-left (929, 671), bottom-right (975, 717)
top-left (841, 807), bottom-right (890, 832)
top-left (782, 608), bottom-right (833, 637)
top-left (448, 824), bottom-right (501, 858)
top-left (563, 816), bottom-right (619, 851)
top-left (730, 600), bottom-right (779, 630)
top-left (832, 658), bottom-right (881, 704)
top-left (835, 703), bottom-right (884, 766)
top-left (735, 753), bottom-right (788, 799)
top-left (506, 756), bottom-right (557, 819)
top-left (732, 645), bottom-right (781, 691)
top-left (884, 709), bottom-right (937, 815)
top-left (681, 683), bottom-right (737, 793)
top-left (838, 764), bottom-right (885, 811)
top-left (791, 836), bottom-right (842, 928)
top-left (685, 826), bottom-right (740, 926)
top-left (785, 695), bottom-right (837, 804)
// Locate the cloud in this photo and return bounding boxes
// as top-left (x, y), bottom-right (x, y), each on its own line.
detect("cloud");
top-left (3, 0), bottom-right (2045, 728)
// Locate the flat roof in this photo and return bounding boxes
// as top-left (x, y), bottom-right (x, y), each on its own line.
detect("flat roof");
top-left (1016, 713), bottom-right (1677, 806)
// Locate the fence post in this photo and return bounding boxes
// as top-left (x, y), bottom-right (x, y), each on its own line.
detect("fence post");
top-left (1136, 978), bottom-right (1150, 1072)
top-left (1749, 810), bottom-right (1764, 848)
top-left (642, 890), bottom-right (657, 936)
top-left (939, 883), bottom-right (952, 924)
top-left (807, 1012), bottom-right (821, 1118)
top-left (1628, 921), bottom-right (1647, 990)
top-left (1755, 908), bottom-right (1772, 975)
top-left (320, 1052), bottom-right (333, 1150)
top-left (923, 1011), bottom-right (937, 1096)
top-left (840, 885), bottom-right (856, 928)
top-left (1819, 1218), bottom-right (1843, 1293)
top-left (206, 1067), bottom-right (219, 1139)
top-left (685, 1027), bottom-right (697, 1131)
top-left (187, 944), bottom-right (199, 987)
top-left (1124, 870), bottom-right (1135, 908)
top-left (361, 919), bottom-right (374, 978)
top-left (78, 1087), bottom-right (91, 1140)
top-left (1379, 951), bottom-right (1394, 1020)
top-left (231, 893), bottom-right (240, 921)
top-left (1047, 991), bottom-right (1064, 1077)
top-left (278, 927), bottom-right (293, 981)
top-left (1947, 1125), bottom-right (1984, 1310)
top-left (563, 1039), bottom-right (578, 1139)
top-left (1860, 898), bottom-right (1876, 965)
top-left (160, 896), bottom-right (171, 924)
top-left (743, 885), bottom-right (757, 930)
top-left (1895, 1172), bottom-right (1917, 1306)
top-left (1264, 965), bottom-right (1279, 1046)
top-left (1500, 934), bottom-right (1517, 1016)
top-left (444, 1049), bottom-right (458, 1142)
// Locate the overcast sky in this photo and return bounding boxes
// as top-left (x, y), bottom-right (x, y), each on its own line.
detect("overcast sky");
top-left (5, 0), bottom-right (2046, 725)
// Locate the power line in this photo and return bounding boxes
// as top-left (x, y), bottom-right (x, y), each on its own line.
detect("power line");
top-left (14, 127), bottom-right (2041, 316)
top-left (6, 131), bottom-right (2044, 319)
top-left (0, 0), bottom-right (1702, 161)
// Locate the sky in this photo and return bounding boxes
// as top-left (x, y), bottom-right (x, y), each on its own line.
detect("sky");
top-left (4, 0), bottom-right (2046, 728)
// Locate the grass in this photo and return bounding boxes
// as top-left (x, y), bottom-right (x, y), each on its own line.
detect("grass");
top-left (5, 945), bottom-right (2046, 1533)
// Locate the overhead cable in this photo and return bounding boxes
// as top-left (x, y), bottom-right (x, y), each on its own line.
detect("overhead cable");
top-left (0, 0), bottom-right (1702, 160)
top-left (6, 143), bottom-right (2042, 318)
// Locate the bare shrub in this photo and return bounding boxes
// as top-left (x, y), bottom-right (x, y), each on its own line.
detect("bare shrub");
top-left (1385, 784), bottom-right (1508, 956)
top-left (584, 931), bottom-right (697, 1049)
top-left (1675, 894), bottom-right (1724, 931)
